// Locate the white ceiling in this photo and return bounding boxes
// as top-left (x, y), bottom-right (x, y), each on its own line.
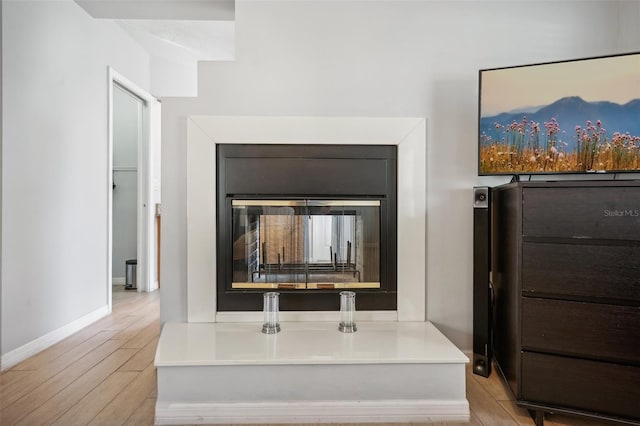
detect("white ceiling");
top-left (75, 0), bottom-right (235, 65)
top-left (75, 0), bottom-right (234, 21)
top-left (117, 19), bottom-right (234, 64)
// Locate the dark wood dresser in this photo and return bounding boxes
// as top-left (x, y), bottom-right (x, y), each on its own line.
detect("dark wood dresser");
top-left (491, 180), bottom-right (640, 426)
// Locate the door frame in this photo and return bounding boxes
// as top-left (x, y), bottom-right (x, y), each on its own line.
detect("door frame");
top-left (107, 67), bottom-right (159, 312)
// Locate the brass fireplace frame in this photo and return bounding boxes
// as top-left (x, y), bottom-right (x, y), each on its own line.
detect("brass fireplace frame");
top-left (231, 199), bottom-right (381, 289)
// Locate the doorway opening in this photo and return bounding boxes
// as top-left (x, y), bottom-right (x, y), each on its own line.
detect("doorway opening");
top-left (112, 84), bottom-right (142, 290)
top-left (108, 68), bottom-right (161, 312)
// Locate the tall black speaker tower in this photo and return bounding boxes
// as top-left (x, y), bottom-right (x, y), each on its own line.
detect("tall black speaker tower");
top-left (473, 186), bottom-right (492, 377)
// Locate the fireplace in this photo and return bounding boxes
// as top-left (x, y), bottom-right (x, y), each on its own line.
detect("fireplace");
top-left (160, 118), bottom-right (469, 426)
top-left (185, 116), bottom-right (426, 322)
top-left (216, 144), bottom-right (397, 311)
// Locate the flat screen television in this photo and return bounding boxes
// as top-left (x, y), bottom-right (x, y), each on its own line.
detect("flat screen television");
top-left (478, 52), bottom-right (640, 175)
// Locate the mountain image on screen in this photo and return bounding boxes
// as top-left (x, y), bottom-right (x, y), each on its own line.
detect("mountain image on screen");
top-left (479, 96), bottom-right (640, 174)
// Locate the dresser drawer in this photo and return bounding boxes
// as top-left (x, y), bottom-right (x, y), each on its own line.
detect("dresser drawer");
top-left (522, 187), bottom-right (640, 240)
top-left (522, 351), bottom-right (640, 420)
top-left (522, 298), bottom-right (640, 363)
top-left (522, 242), bottom-right (640, 303)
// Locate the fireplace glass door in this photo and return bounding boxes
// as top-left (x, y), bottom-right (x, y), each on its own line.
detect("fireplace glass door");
top-left (231, 200), bottom-right (380, 289)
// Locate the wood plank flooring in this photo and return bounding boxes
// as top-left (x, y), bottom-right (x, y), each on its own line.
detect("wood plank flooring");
top-left (0, 287), bottom-right (622, 425)
top-left (1, 288), bottom-right (158, 426)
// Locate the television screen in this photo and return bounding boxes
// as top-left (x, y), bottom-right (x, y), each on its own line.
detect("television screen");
top-left (479, 52), bottom-right (640, 175)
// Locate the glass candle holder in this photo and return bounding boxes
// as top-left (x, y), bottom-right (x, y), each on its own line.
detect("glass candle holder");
top-left (262, 292), bottom-right (281, 334)
top-left (339, 291), bottom-right (357, 333)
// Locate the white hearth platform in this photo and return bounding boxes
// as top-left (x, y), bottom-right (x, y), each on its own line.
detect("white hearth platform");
top-left (154, 321), bottom-right (469, 424)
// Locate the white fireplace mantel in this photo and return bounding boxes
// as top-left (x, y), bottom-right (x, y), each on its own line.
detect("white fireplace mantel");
top-left (186, 116), bottom-right (427, 322)
top-left (158, 117), bottom-right (470, 425)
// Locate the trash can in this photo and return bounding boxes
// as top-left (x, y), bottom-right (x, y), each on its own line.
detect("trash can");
top-left (125, 259), bottom-right (137, 290)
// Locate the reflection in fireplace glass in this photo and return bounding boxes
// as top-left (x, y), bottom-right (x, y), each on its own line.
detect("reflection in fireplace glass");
top-left (231, 200), bottom-right (380, 289)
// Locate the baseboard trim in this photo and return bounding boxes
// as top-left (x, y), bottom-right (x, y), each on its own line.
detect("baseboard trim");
top-left (155, 399), bottom-right (470, 425)
top-left (112, 277), bottom-right (126, 285)
top-left (0, 304), bottom-right (109, 371)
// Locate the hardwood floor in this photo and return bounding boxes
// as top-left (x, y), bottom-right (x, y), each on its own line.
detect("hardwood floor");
top-left (0, 288), bottom-right (621, 425)
top-left (1, 287), bottom-right (159, 426)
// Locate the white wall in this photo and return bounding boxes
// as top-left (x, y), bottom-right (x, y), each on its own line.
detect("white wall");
top-left (112, 86), bottom-right (140, 280)
top-left (161, 0), bottom-right (639, 350)
top-left (150, 56), bottom-right (198, 98)
top-left (618, 0), bottom-right (640, 51)
top-left (1, 1), bottom-right (150, 357)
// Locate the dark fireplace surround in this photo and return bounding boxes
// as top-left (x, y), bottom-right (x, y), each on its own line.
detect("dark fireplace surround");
top-left (217, 144), bottom-right (397, 312)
